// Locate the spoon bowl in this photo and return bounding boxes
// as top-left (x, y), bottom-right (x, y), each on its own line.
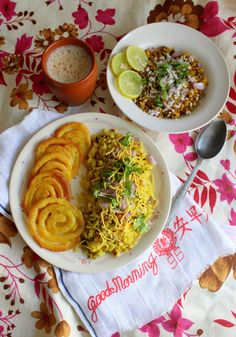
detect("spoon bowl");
top-left (196, 119), bottom-right (227, 159)
top-left (165, 119), bottom-right (227, 227)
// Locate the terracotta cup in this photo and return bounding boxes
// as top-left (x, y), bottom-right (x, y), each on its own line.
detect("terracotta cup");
top-left (41, 37), bottom-right (98, 106)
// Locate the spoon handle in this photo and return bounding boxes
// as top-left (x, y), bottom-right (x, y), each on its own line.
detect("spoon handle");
top-left (164, 157), bottom-right (203, 228)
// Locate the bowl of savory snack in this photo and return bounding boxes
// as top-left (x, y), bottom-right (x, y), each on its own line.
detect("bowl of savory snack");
top-left (107, 22), bottom-right (230, 133)
top-left (9, 113), bottom-right (171, 273)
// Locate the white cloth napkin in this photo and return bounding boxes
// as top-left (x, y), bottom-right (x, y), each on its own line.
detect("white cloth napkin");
top-left (0, 109), bottom-right (61, 218)
top-left (55, 189), bottom-right (236, 337)
top-left (0, 109), bottom-right (235, 337)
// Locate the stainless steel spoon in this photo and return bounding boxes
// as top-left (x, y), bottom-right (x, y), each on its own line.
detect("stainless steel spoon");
top-left (165, 119), bottom-right (227, 228)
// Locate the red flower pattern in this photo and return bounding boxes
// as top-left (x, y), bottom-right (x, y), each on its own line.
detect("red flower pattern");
top-left (139, 316), bottom-right (165, 337)
top-left (95, 8), bottom-right (115, 25)
top-left (0, 1), bottom-right (235, 336)
top-left (0, 0), bottom-right (16, 20)
top-left (72, 6), bottom-right (89, 29)
top-left (15, 34), bottom-right (33, 54)
top-left (169, 133), bottom-right (194, 153)
top-left (200, 1), bottom-right (229, 37)
top-left (229, 209), bottom-right (236, 226)
top-left (111, 333), bottom-right (120, 337)
top-left (30, 72), bottom-right (51, 96)
top-left (162, 304), bottom-right (193, 337)
top-left (214, 174), bottom-right (236, 205)
top-left (85, 35), bottom-right (104, 52)
top-left (220, 159), bottom-right (230, 170)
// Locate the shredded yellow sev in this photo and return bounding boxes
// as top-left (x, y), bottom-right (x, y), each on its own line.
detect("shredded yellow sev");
top-left (79, 129), bottom-right (158, 259)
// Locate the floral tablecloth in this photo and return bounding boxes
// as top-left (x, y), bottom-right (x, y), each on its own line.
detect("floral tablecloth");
top-left (0, 0), bottom-right (236, 336)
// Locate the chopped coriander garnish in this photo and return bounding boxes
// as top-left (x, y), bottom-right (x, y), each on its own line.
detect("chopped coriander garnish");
top-left (156, 62), bottom-right (170, 80)
top-left (120, 132), bottom-right (133, 147)
top-left (115, 158), bottom-right (142, 181)
top-left (175, 63), bottom-right (189, 80)
top-left (124, 179), bottom-right (132, 197)
top-left (142, 78), bottom-right (148, 86)
top-left (154, 96), bottom-right (163, 107)
top-left (124, 162), bottom-right (142, 178)
top-left (102, 168), bottom-right (113, 178)
top-left (133, 215), bottom-right (149, 233)
top-left (159, 79), bottom-right (170, 100)
top-left (92, 182), bottom-right (102, 198)
top-left (131, 165), bottom-right (143, 174)
top-left (124, 164), bottom-right (133, 178)
top-left (111, 197), bottom-right (119, 208)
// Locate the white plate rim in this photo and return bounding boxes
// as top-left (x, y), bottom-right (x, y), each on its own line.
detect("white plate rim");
top-left (9, 112), bottom-right (171, 273)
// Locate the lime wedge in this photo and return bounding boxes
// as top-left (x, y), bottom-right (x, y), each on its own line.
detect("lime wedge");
top-left (126, 45), bottom-right (148, 71)
top-left (111, 52), bottom-right (130, 76)
top-left (118, 70), bottom-right (143, 99)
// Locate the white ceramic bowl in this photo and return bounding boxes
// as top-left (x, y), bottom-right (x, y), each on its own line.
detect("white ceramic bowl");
top-left (107, 22), bottom-right (230, 133)
top-left (9, 113), bottom-right (171, 273)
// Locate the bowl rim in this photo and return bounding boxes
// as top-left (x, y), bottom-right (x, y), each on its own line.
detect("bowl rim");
top-left (107, 22), bottom-right (230, 133)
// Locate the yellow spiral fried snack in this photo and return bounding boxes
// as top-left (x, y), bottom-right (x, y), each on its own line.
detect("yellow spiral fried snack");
top-left (35, 137), bottom-right (81, 176)
top-left (54, 122), bottom-right (91, 161)
top-left (30, 152), bottom-right (73, 181)
top-left (28, 197), bottom-right (85, 251)
top-left (23, 171), bottom-right (71, 214)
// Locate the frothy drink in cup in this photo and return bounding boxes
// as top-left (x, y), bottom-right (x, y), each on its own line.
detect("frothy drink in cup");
top-left (41, 37), bottom-right (98, 105)
top-left (46, 45), bottom-right (93, 83)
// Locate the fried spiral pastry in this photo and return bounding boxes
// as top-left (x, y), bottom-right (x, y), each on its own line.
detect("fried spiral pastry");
top-left (23, 121), bottom-right (91, 251)
top-left (30, 152), bottom-right (73, 181)
top-left (35, 137), bottom-right (81, 176)
top-left (28, 198), bottom-right (85, 251)
top-left (23, 171), bottom-right (71, 214)
top-left (54, 122), bottom-right (91, 160)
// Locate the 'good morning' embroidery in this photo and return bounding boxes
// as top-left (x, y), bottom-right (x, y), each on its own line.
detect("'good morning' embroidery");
top-left (87, 252), bottom-right (158, 322)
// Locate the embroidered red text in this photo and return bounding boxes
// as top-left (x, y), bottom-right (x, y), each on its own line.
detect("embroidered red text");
top-left (87, 252), bottom-right (158, 322)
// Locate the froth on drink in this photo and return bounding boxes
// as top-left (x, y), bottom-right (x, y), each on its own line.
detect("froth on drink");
top-left (41, 37), bottom-right (98, 106)
top-left (46, 45), bottom-right (93, 83)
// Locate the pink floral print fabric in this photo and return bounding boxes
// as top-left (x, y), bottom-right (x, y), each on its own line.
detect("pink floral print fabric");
top-left (0, 0), bottom-right (236, 336)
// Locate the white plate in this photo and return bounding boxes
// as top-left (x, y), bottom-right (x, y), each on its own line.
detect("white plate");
top-left (107, 22), bottom-right (230, 133)
top-left (9, 113), bottom-right (171, 273)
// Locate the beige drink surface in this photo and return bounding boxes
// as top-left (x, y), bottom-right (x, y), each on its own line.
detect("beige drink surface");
top-left (46, 45), bottom-right (92, 83)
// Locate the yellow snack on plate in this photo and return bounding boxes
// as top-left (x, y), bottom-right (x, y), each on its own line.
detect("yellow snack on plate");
top-left (35, 137), bottom-right (81, 176)
top-left (54, 122), bottom-right (91, 161)
top-left (30, 152), bottom-right (73, 181)
top-left (28, 197), bottom-right (85, 251)
top-left (23, 170), bottom-right (71, 214)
